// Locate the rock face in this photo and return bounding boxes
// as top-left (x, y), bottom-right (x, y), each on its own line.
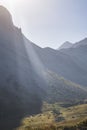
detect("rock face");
top-left (0, 6), bottom-right (13, 26)
top-left (0, 6), bottom-right (13, 40)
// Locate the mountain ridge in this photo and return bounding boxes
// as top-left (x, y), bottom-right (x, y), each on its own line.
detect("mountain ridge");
top-left (58, 41), bottom-right (73, 50)
top-left (58, 37), bottom-right (87, 50)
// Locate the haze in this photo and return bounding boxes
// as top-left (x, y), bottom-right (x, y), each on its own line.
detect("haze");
top-left (0, 0), bottom-right (87, 48)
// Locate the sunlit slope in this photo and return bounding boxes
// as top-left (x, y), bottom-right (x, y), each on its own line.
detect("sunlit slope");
top-left (16, 103), bottom-right (87, 130)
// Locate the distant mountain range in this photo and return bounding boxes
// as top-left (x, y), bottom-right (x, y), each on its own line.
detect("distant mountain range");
top-left (59, 38), bottom-right (87, 50)
top-left (58, 41), bottom-right (73, 50)
top-left (0, 5), bottom-right (87, 130)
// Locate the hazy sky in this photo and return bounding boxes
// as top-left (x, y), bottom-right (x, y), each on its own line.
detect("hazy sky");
top-left (0, 0), bottom-right (87, 48)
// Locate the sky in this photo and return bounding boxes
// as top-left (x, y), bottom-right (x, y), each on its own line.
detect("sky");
top-left (0, 0), bottom-right (87, 49)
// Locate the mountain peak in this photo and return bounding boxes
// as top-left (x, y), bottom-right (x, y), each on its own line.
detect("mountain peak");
top-left (0, 5), bottom-right (9, 11)
top-left (58, 41), bottom-right (73, 50)
top-left (0, 5), bottom-right (13, 27)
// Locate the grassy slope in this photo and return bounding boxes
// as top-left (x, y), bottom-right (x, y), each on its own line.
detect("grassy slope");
top-left (44, 70), bottom-right (87, 102)
top-left (16, 103), bottom-right (87, 130)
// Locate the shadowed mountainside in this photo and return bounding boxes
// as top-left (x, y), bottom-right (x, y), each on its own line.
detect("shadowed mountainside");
top-left (0, 6), bottom-right (45, 130)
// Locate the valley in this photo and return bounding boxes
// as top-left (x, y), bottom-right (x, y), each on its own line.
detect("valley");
top-left (0, 5), bottom-right (87, 130)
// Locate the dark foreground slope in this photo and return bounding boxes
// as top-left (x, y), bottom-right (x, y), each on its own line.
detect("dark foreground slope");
top-left (0, 6), bottom-right (45, 130)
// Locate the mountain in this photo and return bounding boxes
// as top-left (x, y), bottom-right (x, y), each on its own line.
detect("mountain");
top-left (32, 43), bottom-right (87, 87)
top-left (44, 70), bottom-right (87, 103)
top-left (72, 38), bottom-right (87, 48)
top-left (0, 5), bottom-right (87, 130)
top-left (58, 41), bottom-right (73, 50)
top-left (59, 40), bottom-right (87, 86)
top-left (58, 38), bottom-right (87, 50)
top-left (0, 6), bottom-right (46, 130)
